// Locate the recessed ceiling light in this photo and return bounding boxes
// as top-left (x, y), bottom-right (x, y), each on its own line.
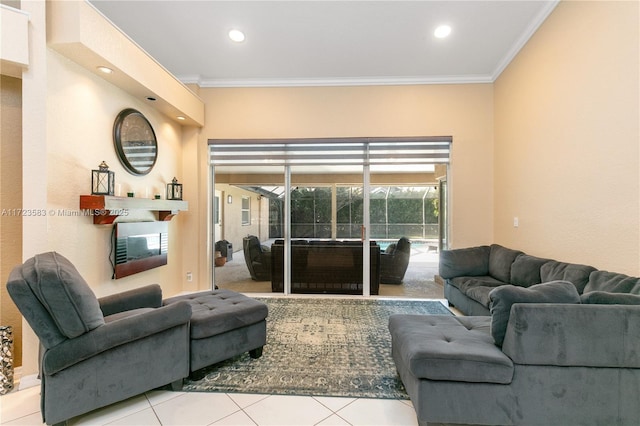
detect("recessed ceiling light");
top-left (434, 25), bottom-right (452, 39)
top-left (97, 66), bottom-right (113, 74)
top-left (177, 116), bottom-right (186, 121)
top-left (228, 29), bottom-right (245, 43)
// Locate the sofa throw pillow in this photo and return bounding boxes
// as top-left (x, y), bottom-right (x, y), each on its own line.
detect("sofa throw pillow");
top-left (581, 291), bottom-right (640, 305)
top-left (25, 252), bottom-right (104, 339)
top-left (489, 281), bottom-right (580, 347)
top-left (488, 245), bottom-right (523, 283)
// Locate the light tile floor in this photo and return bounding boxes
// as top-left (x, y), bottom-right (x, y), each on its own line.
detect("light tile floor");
top-left (1, 384), bottom-right (420, 425)
top-left (2, 276), bottom-right (450, 426)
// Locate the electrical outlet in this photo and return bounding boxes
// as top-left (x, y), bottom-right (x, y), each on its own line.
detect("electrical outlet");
top-left (186, 272), bottom-right (193, 282)
top-left (513, 217), bottom-right (519, 228)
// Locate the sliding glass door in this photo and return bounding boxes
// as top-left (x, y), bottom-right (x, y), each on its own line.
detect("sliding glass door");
top-left (212, 164), bottom-right (284, 292)
top-left (209, 137), bottom-right (450, 296)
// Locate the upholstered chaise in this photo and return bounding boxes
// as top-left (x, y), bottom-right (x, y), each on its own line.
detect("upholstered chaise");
top-left (6, 252), bottom-right (191, 426)
top-left (390, 280), bottom-right (640, 425)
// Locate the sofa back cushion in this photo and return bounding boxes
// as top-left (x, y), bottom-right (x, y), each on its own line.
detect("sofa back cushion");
top-left (439, 245), bottom-right (490, 279)
top-left (540, 261), bottom-right (596, 294)
top-left (488, 245), bottom-right (523, 283)
top-left (510, 254), bottom-right (551, 287)
top-left (489, 280), bottom-right (581, 347)
top-left (584, 270), bottom-right (640, 294)
top-left (22, 252), bottom-right (104, 339)
top-left (6, 266), bottom-right (69, 349)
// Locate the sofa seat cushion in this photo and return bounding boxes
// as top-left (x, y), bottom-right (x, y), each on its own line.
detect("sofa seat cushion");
top-left (584, 270), bottom-right (640, 295)
top-left (23, 252), bottom-right (104, 339)
top-left (489, 281), bottom-right (581, 347)
top-left (448, 276), bottom-right (505, 308)
top-left (163, 290), bottom-right (268, 339)
top-left (581, 291), bottom-right (640, 305)
top-left (448, 276), bottom-right (505, 292)
top-left (388, 315), bottom-right (514, 384)
top-left (540, 261), bottom-right (596, 294)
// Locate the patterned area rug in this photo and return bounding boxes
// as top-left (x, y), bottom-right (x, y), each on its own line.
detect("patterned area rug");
top-left (183, 297), bottom-right (452, 399)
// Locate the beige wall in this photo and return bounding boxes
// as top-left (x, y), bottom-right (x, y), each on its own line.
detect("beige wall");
top-left (494, 0), bottom-right (639, 275)
top-left (0, 75), bottom-right (23, 366)
top-left (16, 5), bottom-right (190, 371)
top-left (214, 183), bottom-right (267, 252)
top-left (44, 50), bottom-right (187, 297)
top-left (197, 84), bottom-right (495, 258)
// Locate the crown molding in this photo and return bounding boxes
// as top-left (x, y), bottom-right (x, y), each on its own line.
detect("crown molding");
top-left (491, 0), bottom-right (560, 81)
top-left (179, 74), bottom-right (495, 88)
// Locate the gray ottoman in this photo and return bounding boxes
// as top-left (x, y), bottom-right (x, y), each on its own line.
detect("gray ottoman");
top-left (163, 290), bottom-right (268, 378)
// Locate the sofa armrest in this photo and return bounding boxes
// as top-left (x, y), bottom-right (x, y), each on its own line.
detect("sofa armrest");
top-left (439, 245), bottom-right (490, 279)
top-left (42, 301), bottom-right (192, 375)
top-left (502, 303), bottom-right (640, 368)
top-left (98, 284), bottom-right (163, 316)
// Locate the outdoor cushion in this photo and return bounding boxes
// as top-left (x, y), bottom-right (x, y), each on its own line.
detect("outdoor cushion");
top-left (584, 270), bottom-right (640, 295)
top-left (510, 254), bottom-right (551, 287)
top-left (489, 280), bottom-right (580, 347)
top-left (581, 291), bottom-right (640, 305)
top-left (488, 245), bottom-right (523, 283)
top-left (23, 252), bottom-right (104, 339)
top-left (540, 261), bottom-right (596, 294)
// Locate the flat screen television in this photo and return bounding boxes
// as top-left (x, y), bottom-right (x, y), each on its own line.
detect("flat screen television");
top-left (113, 221), bottom-right (168, 279)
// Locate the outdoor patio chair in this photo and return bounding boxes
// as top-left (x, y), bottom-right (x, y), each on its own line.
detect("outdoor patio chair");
top-left (243, 235), bottom-right (271, 281)
top-left (380, 237), bottom-right (411, 284)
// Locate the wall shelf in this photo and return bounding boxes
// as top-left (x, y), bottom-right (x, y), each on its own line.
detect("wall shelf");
top-left (79, 195), bottom-right (188, 224)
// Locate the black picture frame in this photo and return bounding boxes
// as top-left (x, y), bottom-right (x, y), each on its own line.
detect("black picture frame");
top-left (113, 108), bottom-right (158, 175)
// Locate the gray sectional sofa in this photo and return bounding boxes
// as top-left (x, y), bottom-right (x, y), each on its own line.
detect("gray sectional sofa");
top-left (389, 244), bottom-right (640, 425)
top-left (439, 244), bottom-right (605, 316)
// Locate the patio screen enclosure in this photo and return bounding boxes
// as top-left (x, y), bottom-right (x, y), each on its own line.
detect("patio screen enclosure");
top-left (264, 185), bottom-right (439, 240)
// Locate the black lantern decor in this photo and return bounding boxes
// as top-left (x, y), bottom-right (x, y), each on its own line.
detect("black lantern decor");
top-left (91, 161), bottom-right (115, 195)
top-left (167, 177), bottom-right (183, 200)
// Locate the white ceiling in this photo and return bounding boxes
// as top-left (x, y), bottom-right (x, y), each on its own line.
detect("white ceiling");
top-left (88, 0), bottom-right (558, 88)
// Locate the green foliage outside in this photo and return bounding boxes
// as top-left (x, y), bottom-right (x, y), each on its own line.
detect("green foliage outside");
top-left (271, 186), bottom-right (439, 240)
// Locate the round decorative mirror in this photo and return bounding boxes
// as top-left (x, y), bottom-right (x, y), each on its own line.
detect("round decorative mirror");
top-left (113, 108), bottom-right (158, 175)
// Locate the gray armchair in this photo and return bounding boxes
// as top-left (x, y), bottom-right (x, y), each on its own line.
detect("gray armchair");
top-left (6, 252), bottom-right (191, 426)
